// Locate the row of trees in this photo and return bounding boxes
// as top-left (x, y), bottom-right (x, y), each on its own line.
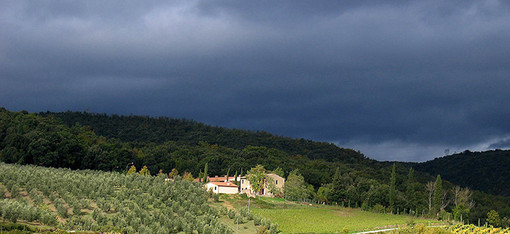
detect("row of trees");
top-left (0, 162), bottom-right (232, 233)
top-left (279, 163), bottom-right (490, 224)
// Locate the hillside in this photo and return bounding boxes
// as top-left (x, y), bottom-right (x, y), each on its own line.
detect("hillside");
top-left (413, 150), bottom-right (510, 197)
top-left (1, 109), bottom-right (391, 190)
top-left (2, 108), bottom-right (510, 224)
top-left (0, 162), bottom-right (233, 233)
top-left (40, 111), bottom-right (368, 164)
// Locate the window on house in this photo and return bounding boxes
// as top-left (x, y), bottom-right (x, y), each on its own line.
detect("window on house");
top-left (214, 187), bottom-right (217, 191)
top-left (275, 180), bottom-right (278, 185)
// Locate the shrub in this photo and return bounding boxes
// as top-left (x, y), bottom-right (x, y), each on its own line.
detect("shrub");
top-left (372, 204), bottom-right (386, 213)
top-left (253, 215), bottom-right (262, 226)
top-left (228, 209), bottom-right (236, 219)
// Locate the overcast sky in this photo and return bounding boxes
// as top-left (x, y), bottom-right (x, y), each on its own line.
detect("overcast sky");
top-left (2, 0), bottom-right (510, 162)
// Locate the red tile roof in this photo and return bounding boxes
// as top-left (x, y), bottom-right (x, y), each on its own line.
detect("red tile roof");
top-left (209, 182), bottom-right (238, 187)
top-left (194, 176), bottom-right (238, 182)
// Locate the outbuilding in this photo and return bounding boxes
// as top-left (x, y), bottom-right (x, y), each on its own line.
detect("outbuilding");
top-left (205, 181), bottom-right (239, 194)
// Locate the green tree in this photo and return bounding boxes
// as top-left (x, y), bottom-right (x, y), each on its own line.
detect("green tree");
top-left (247, 165), bottom-right (266, 195)
top-left (389, 163), bottom-right (397, 212)
top-left (203, 163), bottom-right (209, 184)
top-left (432, 175), bottom-right (443, 216)
top-left (487, 210), bottom-right (501, 227)
top-left (284, 169), bottom-right (312, 200)
top-left (329, 167), bottom-right (345, 203)
top-left (168, 168), bottom-right (178, 178)
top-left (405, 168), bottom-right (416, 209)
top-left (316, 184), bottom-right (331, 204)
top-left (139, 165), bottom-right (150, 176)
top-left (273, 167), bottom-right (284, 177)
top-left (127, 165), bottom-right (137, 174)
top-left (182, 172), bottom-right (194, 181)
top-left (234, 170), bottom-right (238, 185)
top-left (452, 186), bottom-right (474, 221)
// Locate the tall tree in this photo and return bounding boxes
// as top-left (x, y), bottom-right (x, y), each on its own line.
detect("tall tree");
top-left (405, 168), bottom-right (416, 209)
top-left (234, 170), bottom-right (238, 185)
top-left (247, 165), bottom-right (266, 195)
top-left (203, 163), bottom-right (208, 184)
top-left (389, 163), bottom-right (397, 211)
top-left (329, 167), bottom-right (344, 203)
top-left (452, 186), bottom-right (474, 221)
top-left (426, 181), bottom-right (435, 213)
top-left (284, 169), bottom-right (311, 200)
top-left (432, 175), bottom-right (443, 215)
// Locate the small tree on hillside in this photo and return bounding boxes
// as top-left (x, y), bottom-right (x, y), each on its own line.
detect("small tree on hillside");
top-left (139, 166), bottom-right (150, 176)
top-left (168, 168), bottom-right (179, 179)
top-left (487, 210), bottom-right (501, 227)
top-left (183, 172), bottom-right (194, 181)
top-left (127, 165), bottom-right (137, 174)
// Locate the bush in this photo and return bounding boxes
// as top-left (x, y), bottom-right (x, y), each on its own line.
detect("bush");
top-left (253, 215), bottom-right (262, 226)
top-left (257, 225), bottom-right (269, 234)
top-left (269, 223), bottom-right (278, 234)
top-left (213, 193), bottom-right (220, 202)
top-left (228, 209), bottom-right (236, 219)
top-left (372, 204), bottom-right (386, 213)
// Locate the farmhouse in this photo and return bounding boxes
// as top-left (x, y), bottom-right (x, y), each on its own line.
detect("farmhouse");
top-left (205, 181), bottom-right (239, 194)
top-left (262, 173), bottom-right (285, 196)
top-left (199, 173), bottom-right (285, 197)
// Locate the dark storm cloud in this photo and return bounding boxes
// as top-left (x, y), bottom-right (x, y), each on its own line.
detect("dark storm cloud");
top-left (2, 0), bottom-right (510, 161)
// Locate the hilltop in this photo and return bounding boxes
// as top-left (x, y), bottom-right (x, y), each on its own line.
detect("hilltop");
top-left (412, 150), bottom-right (510, 197)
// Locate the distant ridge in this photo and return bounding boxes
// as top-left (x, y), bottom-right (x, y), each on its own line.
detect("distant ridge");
top-left (41, 111), bottom-right (369, 164)
top-left (413, 150), bottom-right (510, 197)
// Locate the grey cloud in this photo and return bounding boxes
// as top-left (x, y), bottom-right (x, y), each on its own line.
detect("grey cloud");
top-left (2, 0), bottom-right (510, 161)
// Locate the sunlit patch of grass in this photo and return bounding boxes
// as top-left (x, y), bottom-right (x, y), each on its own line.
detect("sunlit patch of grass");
top-left (252, 206), bottom-right (438, 233)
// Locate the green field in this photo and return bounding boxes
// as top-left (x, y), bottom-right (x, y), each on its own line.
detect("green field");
top-left (252, 205), bottom-right (437, 233)
top-left (223, 195), bottom-right (443, 233)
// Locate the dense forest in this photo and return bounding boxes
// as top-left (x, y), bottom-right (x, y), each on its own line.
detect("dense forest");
top-left (411, 150), bottom-right (510, 197)
top-left (1, 108), bottom-right (510, 225)
top-left (40, 111), bottom-right (368, 164)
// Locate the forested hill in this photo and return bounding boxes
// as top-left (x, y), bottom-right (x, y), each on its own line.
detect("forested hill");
top-left (2, 108), bottom-right (383, 189)
top-left (3, 108), bottom-right (510, 223)
top-left (412, 150), bottom-right (510, 197)
top-left (41, 111), bottom-right (369, 164)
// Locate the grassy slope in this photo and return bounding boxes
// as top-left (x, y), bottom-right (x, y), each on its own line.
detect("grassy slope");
top-left (223, 196), bottom-right (443, 233)
top-left (252, 206), bottom-right (436, 233)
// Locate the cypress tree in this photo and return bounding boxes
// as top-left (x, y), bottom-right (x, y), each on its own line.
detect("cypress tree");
top-left (203, 163), bottom-right (208, 183)
top-left (405, 168), bottom-right (415, 209)
top-left (234, 170), bottom-right (238, 185)
top-left (389, 163), bottom-right (396, 212)
top-left (432, 175), bottom-right (443, 216)
top-left (329, 167), bottom-right (343, 203)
